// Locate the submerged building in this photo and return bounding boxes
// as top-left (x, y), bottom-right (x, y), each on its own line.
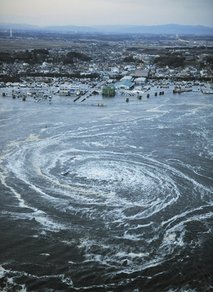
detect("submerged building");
top-left (102, 85), bottom-right (116, 97)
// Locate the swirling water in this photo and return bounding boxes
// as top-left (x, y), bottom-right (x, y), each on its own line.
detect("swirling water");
top-left (0, 88), bottom-right (212, 291)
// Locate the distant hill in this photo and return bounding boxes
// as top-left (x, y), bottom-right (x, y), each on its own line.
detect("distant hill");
top-left (93, 24), bottom-right (213, 35)
top-left (42, 24), bottom-right (213, 35)
top-left (0, 23), bottom-right (213, 35)
top-left (0, 23), bottom-right (40, 30)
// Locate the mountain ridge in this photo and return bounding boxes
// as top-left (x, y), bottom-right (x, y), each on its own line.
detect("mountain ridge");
top-left (0, 23), bottom-right (213, 35)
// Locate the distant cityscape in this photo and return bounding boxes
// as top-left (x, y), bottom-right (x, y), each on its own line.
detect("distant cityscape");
top-left (0, 27), bottom-right (213, 99)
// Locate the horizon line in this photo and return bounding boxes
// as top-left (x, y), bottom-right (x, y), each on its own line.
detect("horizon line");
top-left (0, 22), bottom-right (213, 28)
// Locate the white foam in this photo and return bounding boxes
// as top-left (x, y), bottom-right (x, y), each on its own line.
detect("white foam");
top-left (0, 265), bottom-right (27, 292)
top-left (40, 253), bottom-right (50, 257)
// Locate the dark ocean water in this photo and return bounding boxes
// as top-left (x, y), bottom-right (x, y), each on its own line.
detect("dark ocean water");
top-left (0, 87), bottom-right (212, 291)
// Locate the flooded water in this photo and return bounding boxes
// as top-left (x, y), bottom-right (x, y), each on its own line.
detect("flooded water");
top-left (0, 87), bottom-right (212, 291)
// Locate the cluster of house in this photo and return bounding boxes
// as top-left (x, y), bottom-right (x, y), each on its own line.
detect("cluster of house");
top-left (0, 38), bottom-right (212, 98)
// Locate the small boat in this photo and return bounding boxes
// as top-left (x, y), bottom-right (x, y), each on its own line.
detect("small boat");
top-left (61, 170), bottom-right (69, 176)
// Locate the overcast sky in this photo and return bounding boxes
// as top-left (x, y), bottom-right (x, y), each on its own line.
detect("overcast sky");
top-left (0, 0), bottom-right (212, 27)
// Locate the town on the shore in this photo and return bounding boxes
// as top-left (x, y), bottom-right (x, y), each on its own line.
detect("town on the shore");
top-left (0, 32), bottom-right (213, 101)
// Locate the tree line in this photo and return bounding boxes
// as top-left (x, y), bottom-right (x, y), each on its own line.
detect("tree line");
top-left (0, 49), bottom-right (92, 65)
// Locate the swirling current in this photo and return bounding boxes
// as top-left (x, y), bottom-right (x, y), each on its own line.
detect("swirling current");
top-left (0, 87), bottom-right (212, 291)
